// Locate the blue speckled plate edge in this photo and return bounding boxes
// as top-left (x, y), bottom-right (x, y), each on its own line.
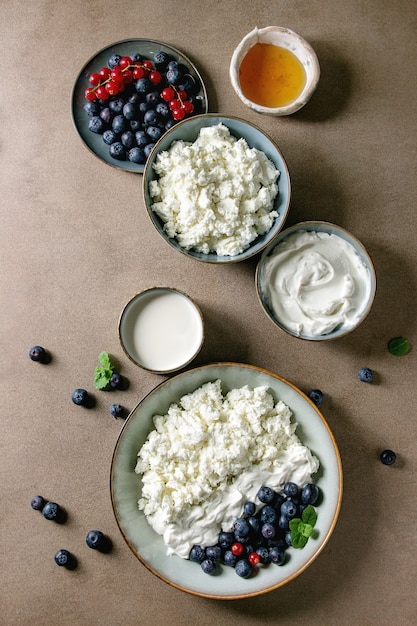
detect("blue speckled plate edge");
top-left (71, 39), bottom-right (209, 173)
top-left (110, 362), bottom-right (343, 600)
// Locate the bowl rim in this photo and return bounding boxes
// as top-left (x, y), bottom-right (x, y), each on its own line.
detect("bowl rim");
top-left (255, 220), bottom-right (377, 341)
top-left (229, 26), bottom-right (320, 116)
top-left (118, 286), bottom-right (204, 373)
top-left (110, 361), bottom-right (343, 600)
top-left (142, 113), bottom-right (291, 263)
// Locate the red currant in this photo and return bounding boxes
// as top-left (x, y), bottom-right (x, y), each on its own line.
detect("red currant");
top-left (95, 85), bottom-right (109, 100)
top-left (161, 87), bottom-right (175, 102)
top-left (177, 89), bottom-right (187, 101)
top-left (172, 107), bottom-right (186, 120)
top-left (231, 542), bottom-right (244, 556)
top-left (169, 99), bottom-right (181, 111)
top-left (122, 69), bottom-right (134, 84)
top-left (105, 80), bottom-right (121, 96)
top-left (142, 60), bottom-right (153, 71)
top-left (119, 56), bottom-right (132, 69)
top-left (183, 100), bottom-right (194, 115)
top-left (149, 70), bottom-right (162, 85)
top-left (89, 72), bottom-right (101, 86)
top-left (133, 66), bottom-right (146, 80)
top-left (99, 67), bottom-right (111, 80)
top-left (85, 87), bottom-right (97, 101)
top-left (248, 552), bottom-right (261, 566)
top-left (111, 67), bottom-right (124, 84)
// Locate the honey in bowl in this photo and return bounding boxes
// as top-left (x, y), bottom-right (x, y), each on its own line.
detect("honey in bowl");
top-left (239, 42), bottom-right (306, 108)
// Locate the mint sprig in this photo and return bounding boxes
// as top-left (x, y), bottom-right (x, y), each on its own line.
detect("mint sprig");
top-left (94, 351), bottom-right (114, 390)
top-left (289, 504), bottom-right (318, 549)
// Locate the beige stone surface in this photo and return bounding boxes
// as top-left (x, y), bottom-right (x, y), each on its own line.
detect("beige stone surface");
top-left (1, 0), bottom-right (416, 624)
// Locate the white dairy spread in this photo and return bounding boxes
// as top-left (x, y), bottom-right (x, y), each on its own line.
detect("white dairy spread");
top-left (135, 380), bottom-right (319, 558)
top-left (261, 230), bottom-right (372, 337)
top-left (148, 123), bottom-right (280, 256)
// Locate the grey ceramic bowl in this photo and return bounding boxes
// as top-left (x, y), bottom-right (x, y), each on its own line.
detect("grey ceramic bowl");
top-left (142, 113), bottom-right (291, 263)
top-left (256, 221), bottom-right (377, 340)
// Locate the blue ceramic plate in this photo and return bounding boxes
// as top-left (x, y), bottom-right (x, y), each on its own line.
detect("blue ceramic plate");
top-left (142, 114), bottom-right (291, 263)
top-left (71, 39), bottom-right (208, 173)
top-left (110, 363), bottom-right (342, 600)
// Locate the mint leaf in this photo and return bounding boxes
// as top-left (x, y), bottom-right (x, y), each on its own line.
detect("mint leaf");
top-left (301, 523), bottom-right (314, 538)
top-left (98, 351), bottom-right (113, 369)
top-left (289, 518), bottom-right (303, 533)
top-left (388, 337), bottom-right (410, 356)
top-left (291, 530), bottom-right (309, 549)
top-left (302, 504), bottom-right (317, 527)
top-left (94, 352), bottom-right (115, 389)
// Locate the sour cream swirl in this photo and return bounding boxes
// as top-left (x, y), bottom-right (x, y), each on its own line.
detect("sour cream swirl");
top-left (261, 230), bottom-right (372, 336)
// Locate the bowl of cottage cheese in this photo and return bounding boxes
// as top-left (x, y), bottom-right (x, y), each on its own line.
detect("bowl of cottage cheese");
top-left (142, 114), bottom-right (291, 262)
top-left (110, 362), bottom-right (342, 599)
top-left (256, 221), bottom-right (377, 340)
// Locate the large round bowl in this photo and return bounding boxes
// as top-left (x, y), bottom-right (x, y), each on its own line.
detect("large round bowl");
top-left (110, 362), bottom-right (342, 600)
top-left (142, 114), bottom-right (291, 263)
top-left (256, 221), bottom-right (377, 340)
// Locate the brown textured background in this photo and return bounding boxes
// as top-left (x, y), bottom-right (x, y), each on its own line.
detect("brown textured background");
top-left (1, 1), bottom-right (416, 624)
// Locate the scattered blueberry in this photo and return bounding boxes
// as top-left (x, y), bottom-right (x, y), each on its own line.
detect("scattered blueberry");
top-left (281, 499), bottom-right (298, 518)
top-left (222, 550), bottom-right (237, 567)
top-left (110, 403), bottom-right (125, 419)
top-left (29, 346), bottom-right (49, 363)
top-left (71, 388), bottom-right (92, 407)
top-left (31, 495), bottom-right (46, 511)
top-left (108, 53), bottom-right (121, 69)
top-left (308, 389), bottom-right (324, 407)
top-left (110, 372), bottom-right (127, 390)
top-left (205, 545), bottom-right (222, 562)
top-left (380, 449), bottom-right (397, 465)
top-left (128, 147), bottom-right (146, 164)
top-left (261, 523), bottom-right (275, 539)
top-left (358, 367), bottom-right (374, 382)
top-left (269, 546), bottom-right (286, 565)
top-left (259, 505), bottom-right (277, 524)
top-left (86, 530), bottom-right (112, 553)
top-left (42, 501), bottom-right (64, 522)
top-left (301, 483), bottom-right (320, 505)
top-left (54, 549), bottom-right (76, 569)
top-left (109, 142), bottom-right (126, 161)
top-left (218, 531), bottom-right (234, 549)
top-left (88, 116), bottom-right (106, 134)
top-left (189, 544), bottom-right (205, 563)
top-left (283, 482), bottom-right (299, 498)
top-left (232, 517), bottom-right (250, 537)
top-left (243, 501), bottom-right (256, 516)
top-left (235, 559), bottom-right (252, 578)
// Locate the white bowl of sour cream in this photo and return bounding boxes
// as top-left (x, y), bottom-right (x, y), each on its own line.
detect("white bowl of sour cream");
top-left (256, 222), bottom-right (376, 340)
top-left (119, 287), bottom-right (204, 373)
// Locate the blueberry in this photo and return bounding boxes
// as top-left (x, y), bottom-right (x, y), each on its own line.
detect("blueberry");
top-left (128, 146), bottom-right (146, 164)
top-left (54, 549), bottom-right (75, 568)
top-left (281, 499), bottom-right (298, 518)
top-left (165, 118), bottom-right (177, 131)
top-left (139, 101), bottom-right (153, 113)
top-left (261, 523), bottom-right (276, 539)
top-left (205, 545), bottom-right (222, 562)
top-left (146, 90), bottom-right (161, 105)
top-left (108, 53), bottom-right (121, 69)
top-left (146, 126), bottom-right (163, 142)
top-left (42, 501), bottom-right (61, 521)
top-left (122, 102), bottom-right (138, 121)
top-left (243, 501), bottom-right (256, 516)
top-left (135, 78), bottom-right (151, 94)
top-left (144, 143), bottom-right (155, 158)
top-left (121, 130), bottom-right (135, 149)
top-left (86, 529), bottom-right (112, 552)
top-left (247, 516), bottom-right (260, 534)
top-left (109, 98), bottom-right (125, 114)
top-left (84, 101), bottom-right (100, 116)
top-left (301, 483), bottom-right (320, 505)
top-left (269, 546), bottom-right (286, 565)
top-left (201, 558), bottom-right (216, 575)
top-left (110, 372), bottom-right (126, 390)
top-left (178, 74), bottom-right (198, 95)
top-left (156, 102), bottom-right (170, 119)
top-left (88, 116), bottom-right (106, 134)
top-left (31, 495), bottom-right (46, 510)
top-left (380, 449), bottom-right (397, 465)
top-left (259, 505), bottom-right (277, 524)
top-left (143, 109), bottom-right (159, 126)
top-left (223, 550), bottom-right (237, 567)
top-left (29, 345), bottom-right (48, 363)
top-left (131, 52), bottom-right (144, 63)
top-left (308, 389), bottom-right (324, 407)
top-left (166, 68), bottom-right (182, 85)
top-left (255, 546), bottom-right (270, 564)
top-left (112, 115), bottom-right (127, 134)
top-left (189, 544), bottom-right (205, 563)
top-left (110, 403), bottom-right (125, 419)
top-left (130, 120), bottom-right (142, 132)
top-left (109, 142), bottom-right (126, 161)
top-left (99, 107), bottom-right (113, 124)
top-left (283, 482), bottom-right (299, 498)
top-left (135, 130), bottom-right (150, 148)
top-left (233, 517), bottom-right (250, 537)
top-left (235, 559), bottom-right (252, 578)
top-left (71, 388), bottom-right (90, 406)
top-left (218, 531), bottom-right (234, 549)
top-left (358, 367), bottom-right (374, 382)
top-left (102, 130), bottom-right (118, 145)
top-left (285, 531), bottom-right (293, 547)
top-left (278, 514), bottom-right (290, 530)
top-left (153, 50), bottom-right (174, 70)
top-left (257, 486), bottom-right (274, 504)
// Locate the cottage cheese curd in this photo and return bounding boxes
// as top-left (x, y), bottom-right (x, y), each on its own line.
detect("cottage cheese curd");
top-left (261, 230), bottom-right (372, 337)
top-left (135, 380), bottom-right (319, 558)
top-left (148, 124), bottom-right (280, 256)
